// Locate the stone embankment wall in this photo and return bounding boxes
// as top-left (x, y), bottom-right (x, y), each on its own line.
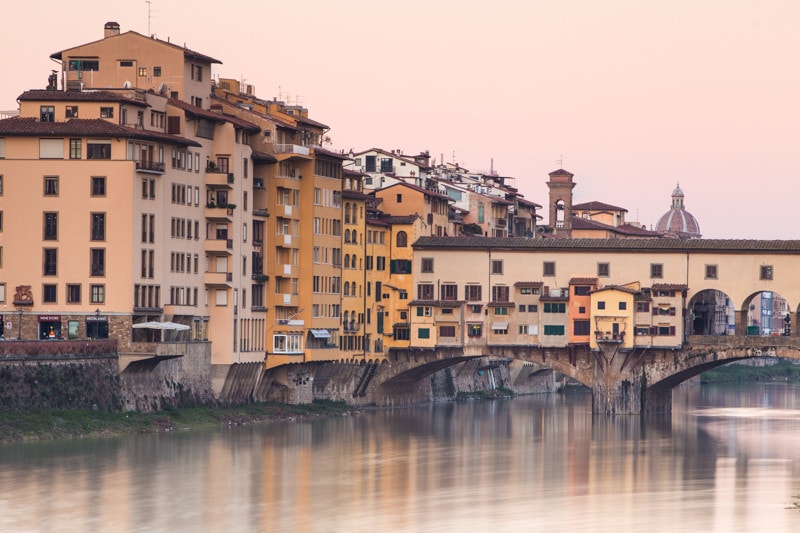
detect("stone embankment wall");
top-left (119, 342), bottom-right (213, 411)
top-left (0, 341), bottom-right (122, 410)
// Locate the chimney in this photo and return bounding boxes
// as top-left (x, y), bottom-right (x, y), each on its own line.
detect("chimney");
top-left (104, 21), bottom-right (121, 38)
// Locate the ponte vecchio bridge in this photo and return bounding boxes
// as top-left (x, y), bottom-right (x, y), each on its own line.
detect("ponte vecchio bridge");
top-left (371, 238), bottom-right (800, 414)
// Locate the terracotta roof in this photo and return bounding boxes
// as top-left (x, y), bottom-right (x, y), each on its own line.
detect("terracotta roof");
top-left (412, 236), bottom-right (800, 253)
top-left (516, 197), bottom-right (542, 208)
top-left (573, 201), bottom-right (628, 213)
top-left (569, 277), bottom-right (598, 285)
top-left (378, 181), bottom-right (453, 202)
top-left (50, 30), bottom-right (222, 65)
top-left (295, 115), bottom-right (329, 130)
top-left (570, 216), bottom-right (661, 237)
top-left (351, 148), bottom-right (432, 169)
top-left (383, 215), bottom-right (421, 225)
top-left (168, 99), bottom-right (261, 132)
top-left (651, 283), bottom-right (689, 291)
top-left (313, 146), bottom-right (350, 160)
top-left (251, 150), bottom-right (277, 164)
top-left (343, 189), bottom-right (371, 200)
top-left (18, 89), bottom-right (148, 106)
top-left (548, 168), bottom-right (574, 177)
top-left (0, 117), bottom-right (200, 147)
top-left (591, 285), bottom-right (640, 295)
top-left (409, 300), bottom-right (463, 307)
top-left (513, 281), bottom-right (544, 287)
top-left (344, 168), bottom-right (368, 177)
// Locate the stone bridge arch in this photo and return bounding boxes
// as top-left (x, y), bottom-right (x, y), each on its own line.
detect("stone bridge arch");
top-left (740, 290), bottom-right (792, 337)
top-left (687, 289), bottom-right (734, 336)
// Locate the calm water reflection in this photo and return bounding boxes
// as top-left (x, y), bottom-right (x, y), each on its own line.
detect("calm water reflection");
top-left (1, 384), bottom-right (800, 532)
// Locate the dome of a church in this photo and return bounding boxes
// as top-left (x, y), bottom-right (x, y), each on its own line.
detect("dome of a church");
top-left (655, 183), bottom-right (701, 238)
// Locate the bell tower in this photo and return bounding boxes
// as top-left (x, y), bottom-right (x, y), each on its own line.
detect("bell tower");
top-left (547, 169), bottom-right (575, 238)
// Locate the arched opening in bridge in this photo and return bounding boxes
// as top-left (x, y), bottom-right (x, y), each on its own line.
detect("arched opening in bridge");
top-left (688, 289), bottom-right (734, 336)
top-left (742, 290), bottom-right (791, 336)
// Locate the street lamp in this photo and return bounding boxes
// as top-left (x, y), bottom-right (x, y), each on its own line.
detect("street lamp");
top-left (17, 308), bottom-right (22, 340)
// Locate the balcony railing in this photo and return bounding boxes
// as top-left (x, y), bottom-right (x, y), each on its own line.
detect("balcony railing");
top-left (135, 161), bottom-right (165, 174)
top-left (274, 144), bottom-right (310, 156)
top-left (343, 322), bottom-right (361, 333)
top-left (253, 208), bottom-right (269, 218)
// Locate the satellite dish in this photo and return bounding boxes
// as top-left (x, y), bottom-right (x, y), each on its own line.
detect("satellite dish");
top-left (123, 81), bottom-right (131, 88)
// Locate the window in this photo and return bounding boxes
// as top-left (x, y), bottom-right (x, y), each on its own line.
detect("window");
top-left (90, 284), bottom-right (105, 304)
top-left (91, 176), bottom-right (106, 196)
top-left (494, 307), bottom-right (509, 315)
top-left (492, 285), bottom-right (509, 302)
top-left (153, 66), bottom-right (162, 77)
top-left (650, 263), bottom-right (663, 279)
top-left (396, 231), bottom-right (408, 247)
top-left (43, 248), bottom-right (57, 275)
top-left (636, 302), bottom-right (650, 312)
top-left (597, 301), bottom-right (606, 310)
top-left (69, 138), bottom-right (82, 159)
top-left (598, 262), bottom-right (610, 277)
top-left (91, 213), bottom-right (105, 240)
top-left (393, 327), bottom-right (410, 341)
top-left (544, 302), bottom-right (566, 313)
top-left (417, 283), bottom-right (434, 300)
top-left (439, 326), bottom-right (456, 337)
top-left (0, 175), bottom-right (3, 194)
top-left (760, 265), bottom-right (773, 280)
top-left (417, 328), bottom-right (430, 339)
top-left (43, 284), bottom-right (57, 303)
top-left (40, 139), bottom-right (64, 159)
top-left (416, 306), bottom-right (432, 317)
top-left (91, 249), bottom-right (105, 276)
top-left (65, 106), bottom-right (78, 119)
top-left (543, 261), bottom-right (556, 276)
top-left (468, 323), bottom-right (483, 337)
top-left (100, 107), bottom-right (114, 118)
top-left (574, 320), bottom-right (591, 335)
top-left (491, 260), bottom-right (503, 274)
top-left (465, 285), bottom-right (482, 302)
top-left (705, 264), bottom-right (718, 279)
top-left (273, 333), bottom-right (302, 354)
top-left (544, 325), bottom-right (565, 335)
top-left (421, 257), bottom-right (434, 273)
top-left (87, 141), bottom-right (111, 159)
top-left (66, 284), bottom-right (81, 303)
top-left (43, 212), bottom-right (58, 240)
top-left (390, 259), bottom-right (412, 274)
top-left (40, 106), bottom-right (54, 122)
top-left (440, 283), bottom-right (458, 301)
top-left (0, 283), bottom-right (4, 303)
top-left (138, 67), bottom-right (147, 77)
top-left (619, 301), bottom-right (627, 310)
top-left (44, 176), bottom-right (59, 196)
top-left (574, 286), bottom-right (591, 296)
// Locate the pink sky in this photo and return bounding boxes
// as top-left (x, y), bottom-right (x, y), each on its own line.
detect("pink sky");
top-left (3, 1), bottom-right (799, 238)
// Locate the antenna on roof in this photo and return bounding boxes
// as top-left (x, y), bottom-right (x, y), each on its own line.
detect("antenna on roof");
top-left (145, 1), bottom-right (157, 37)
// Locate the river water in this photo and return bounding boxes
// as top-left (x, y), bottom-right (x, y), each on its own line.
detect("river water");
top-left (1, 383), bottom-right (799, 532)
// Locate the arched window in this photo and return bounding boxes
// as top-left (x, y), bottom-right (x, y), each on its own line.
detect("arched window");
top-left (344, 229), bottom-right (351, 243)
top-left (344, 203), bottom-right (351, 224)
top-left (344, 255), bottom-right (351, 269)
top-left (396, 230), bottom-right (408, 248)
top-left (351, 203), bottom-right (358, 224)
top-left (351, 230), bottom-right (358, 245)
top-left (344, 284), bottom-right (350, 297)
top-left (344, 310), bottom-right (350, 322)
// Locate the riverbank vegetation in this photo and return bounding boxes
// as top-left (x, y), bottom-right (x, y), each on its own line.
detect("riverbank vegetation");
top-left (700, 360), bottom-right (800, 383)
top-left (0, 400), bottom-right (354, 444)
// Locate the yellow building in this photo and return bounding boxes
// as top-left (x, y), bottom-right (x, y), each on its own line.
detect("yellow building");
top-left (341, 169), bottom-right (370, 359)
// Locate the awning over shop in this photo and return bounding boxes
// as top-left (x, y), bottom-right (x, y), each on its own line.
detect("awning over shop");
top-left (310, 329), bottom-right (331, 338)
top-left (491, 322), bottom-right (509, 330)
top-left (132, 321), bottom-right (190, 330)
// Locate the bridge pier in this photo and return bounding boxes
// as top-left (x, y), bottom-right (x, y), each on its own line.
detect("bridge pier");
top-left (591, 378), bottom-right (643, 415)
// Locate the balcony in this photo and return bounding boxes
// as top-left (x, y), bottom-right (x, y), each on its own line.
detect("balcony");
top-left (135, 161), bottom-right (165, 174)
top-left (205, 172), bottom-right (234, 188)
top-left (277, 234), bottom-right (292, 247)
top-left (253, 178), bottom-right (266, 189)
top-left (204, 205), bottom-right (232, 220)
top-left (595, 331), bottom-right (625, 343)
top-left (205, 238), bottom-right (233, 254)
top-left (274, 144), bottom-right (310, 158)
top-left (343, 322), bottom-right (361, 333)
top-left (253, 208), bottom-right (269, 218)
top-left (204, 271), bottom-right (233, 286)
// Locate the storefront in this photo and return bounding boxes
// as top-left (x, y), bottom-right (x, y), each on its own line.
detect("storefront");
top-left (38, 315), bottom-right (62, 339)
top-left (86, 314), bottom-right (109, 339)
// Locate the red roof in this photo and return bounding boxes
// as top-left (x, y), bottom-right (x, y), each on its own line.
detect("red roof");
top-left (0, 117), bottom-right (200, 147)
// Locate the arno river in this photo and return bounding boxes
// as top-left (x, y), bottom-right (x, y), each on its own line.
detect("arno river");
top-left (1, 384), bottom-right (799, 532)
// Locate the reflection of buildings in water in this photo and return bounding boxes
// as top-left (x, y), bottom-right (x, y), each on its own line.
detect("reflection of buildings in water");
top-left (691, 290), bottom-right (734, 335)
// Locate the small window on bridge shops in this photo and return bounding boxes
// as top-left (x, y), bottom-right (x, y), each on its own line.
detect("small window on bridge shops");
top-left (635, 326), bottom-right (651, 336)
